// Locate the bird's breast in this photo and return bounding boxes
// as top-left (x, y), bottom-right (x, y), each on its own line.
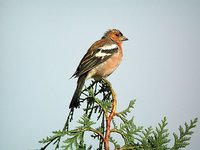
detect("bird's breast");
top-left (86, 50), bottom-right (123, 80)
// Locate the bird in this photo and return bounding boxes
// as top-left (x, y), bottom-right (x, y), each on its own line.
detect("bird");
top-left (69, 29), bottom-right (128, 108)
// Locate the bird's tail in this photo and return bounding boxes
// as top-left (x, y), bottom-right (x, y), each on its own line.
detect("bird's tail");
top-left (69, 75), bottom-right (86, 108)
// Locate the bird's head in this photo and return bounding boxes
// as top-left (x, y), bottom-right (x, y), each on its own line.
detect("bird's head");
top-left (102, 29), bottom-right (128, 44)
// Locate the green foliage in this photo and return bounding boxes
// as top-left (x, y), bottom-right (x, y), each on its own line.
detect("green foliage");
top-left (171, 118), bottom-right (198, 150)
top-left (109, 136), bottom-right (120, 149)
top-left (117, 100), bottom-right (135, 118)
top-left (148, 117), bottom-right (170, 150)
top-left (39, 80), bottom-right (198, 150)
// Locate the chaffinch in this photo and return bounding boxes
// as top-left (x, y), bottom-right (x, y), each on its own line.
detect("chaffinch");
top-left (69, 29), bottom-right (128, 108)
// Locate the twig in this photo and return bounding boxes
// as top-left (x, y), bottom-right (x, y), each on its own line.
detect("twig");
top-left (103, 79), bottom-right (117, 150)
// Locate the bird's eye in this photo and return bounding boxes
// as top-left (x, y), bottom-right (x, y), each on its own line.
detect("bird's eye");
top-left (115, 32), bottom-right (123, 37)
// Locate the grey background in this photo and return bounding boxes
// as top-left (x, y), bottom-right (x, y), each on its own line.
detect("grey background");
top-left (1, 0), bottom-right (199, 149)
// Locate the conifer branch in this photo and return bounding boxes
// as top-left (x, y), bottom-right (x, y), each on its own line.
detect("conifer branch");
top-left (171, 117), bottom-right (198, 150)
top-left (102, 78), bottom-right (117, 150)
top-left (39, 80), bottom-right (198, 150)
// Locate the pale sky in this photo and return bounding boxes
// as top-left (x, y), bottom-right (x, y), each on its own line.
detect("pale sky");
top-left (1, 0), bottom-right (200, 149)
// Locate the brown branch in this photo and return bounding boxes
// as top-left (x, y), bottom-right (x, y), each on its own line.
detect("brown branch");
top-left (103, 79), bottom-right (117, 150)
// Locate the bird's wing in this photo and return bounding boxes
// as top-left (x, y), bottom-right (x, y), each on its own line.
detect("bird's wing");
top-left (72, 41), bottom-right (119, 78)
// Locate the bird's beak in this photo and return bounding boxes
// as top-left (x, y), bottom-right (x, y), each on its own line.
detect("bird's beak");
top-left (121, 36), bottom-right (128, 41)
